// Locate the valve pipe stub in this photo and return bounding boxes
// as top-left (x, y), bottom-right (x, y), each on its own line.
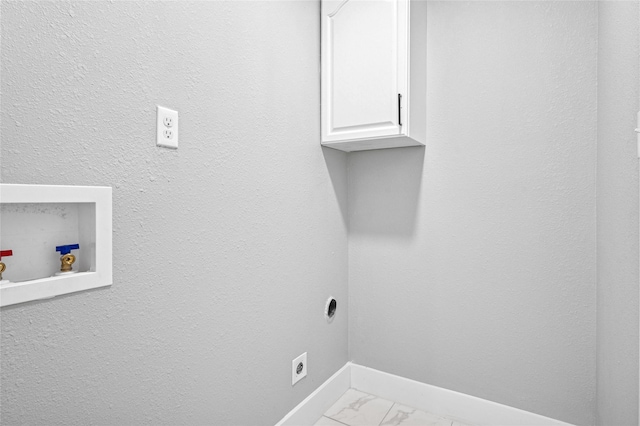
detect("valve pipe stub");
top-left (55, 244), bottom-right (79, 273)
top-left (60, 254), bottom-right (76, 272)
top-left (0, 250), bottom-right (13, 281)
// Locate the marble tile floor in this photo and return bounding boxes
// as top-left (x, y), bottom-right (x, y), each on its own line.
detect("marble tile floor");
top-left (314, 389), bottom-right (473, 426)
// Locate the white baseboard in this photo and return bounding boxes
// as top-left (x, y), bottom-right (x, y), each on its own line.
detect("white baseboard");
top-left (275, 362), bottom-right (351, 426)
top-left (275, 362), bottom-right (574, 426)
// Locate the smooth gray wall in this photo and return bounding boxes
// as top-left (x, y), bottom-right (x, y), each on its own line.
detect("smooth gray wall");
top-left (0, 2), bottom-right (348, 425)
top-left (348, 2), bottom-right (598, 425)
top-left (596, 1), bottom-right (640, 424)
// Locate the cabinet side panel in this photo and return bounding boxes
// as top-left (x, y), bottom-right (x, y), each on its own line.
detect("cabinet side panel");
top-left (408, 0), bottom-right (427, 144)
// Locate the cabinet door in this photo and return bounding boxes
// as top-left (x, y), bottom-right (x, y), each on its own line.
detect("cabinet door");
top-left (322, 0), bottom-right (408, 143)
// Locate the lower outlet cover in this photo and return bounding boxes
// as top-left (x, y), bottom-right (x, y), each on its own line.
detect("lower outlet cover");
top-left (292, 352), bottom-right (307, 386)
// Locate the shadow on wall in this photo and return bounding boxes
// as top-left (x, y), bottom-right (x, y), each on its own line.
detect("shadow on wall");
top-left (322, 146), bottom-right (349, 227)
top-left (348, 146), bottom-right (425, 237)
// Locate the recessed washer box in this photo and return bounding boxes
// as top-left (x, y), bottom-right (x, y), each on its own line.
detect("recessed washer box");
top-left (0, 184), bottom-right (112, 307)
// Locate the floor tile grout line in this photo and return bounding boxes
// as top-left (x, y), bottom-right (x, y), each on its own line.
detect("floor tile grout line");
top-left (378, 401), bottom-right (397, 426)
top-left (323, 415), bottom-right (351, 426)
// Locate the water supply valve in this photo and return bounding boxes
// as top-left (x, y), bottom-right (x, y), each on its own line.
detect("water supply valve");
top-left (55, 244), bottom-right (79, 275)
top-left (0, 250), bottom-right (13, 283)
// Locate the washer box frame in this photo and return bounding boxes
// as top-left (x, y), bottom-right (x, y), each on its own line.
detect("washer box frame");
top-left (0, 184), bottom-right (112, 307)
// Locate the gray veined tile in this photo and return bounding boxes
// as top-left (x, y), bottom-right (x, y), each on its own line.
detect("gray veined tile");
top-left (324, 389), bottom-right (394, 426)
top-left (314, 416), bottom-right (349, 426)
top-left (380, 403), bottom-right (452, 426)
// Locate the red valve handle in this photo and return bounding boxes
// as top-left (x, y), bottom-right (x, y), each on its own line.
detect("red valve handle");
top-left (0, 250), bottom-right (13, 259)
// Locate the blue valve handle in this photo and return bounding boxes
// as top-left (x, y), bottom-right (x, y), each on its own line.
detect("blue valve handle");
top-left (56, 244), bottom-right (79, 255)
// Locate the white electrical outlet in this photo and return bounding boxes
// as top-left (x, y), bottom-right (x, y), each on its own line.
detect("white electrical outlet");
top-left (157, 106), bottom-right (179, 149)
top-left (292, 352), bottom-right (307, 386)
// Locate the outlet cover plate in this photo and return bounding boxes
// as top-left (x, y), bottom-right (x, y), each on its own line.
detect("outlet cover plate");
top-left (292, 352), bottom-right (307, 386)
top-left (157, 105), bottom-right (179, 149)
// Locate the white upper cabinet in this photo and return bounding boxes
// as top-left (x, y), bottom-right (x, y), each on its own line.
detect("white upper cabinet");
top-left (321, 0), bottom-right (427, 152)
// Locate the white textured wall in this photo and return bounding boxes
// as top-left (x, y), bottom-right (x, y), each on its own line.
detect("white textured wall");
top-left (348, 2), bottom-right (597, 425)
top-left (596, 1), bottom-right (640, 424)
top-left (0, 2), bottom-right (349, 425)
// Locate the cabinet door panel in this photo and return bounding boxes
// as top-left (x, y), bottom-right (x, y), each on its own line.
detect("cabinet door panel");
top-left (322, 0), bottom-right (404, 142)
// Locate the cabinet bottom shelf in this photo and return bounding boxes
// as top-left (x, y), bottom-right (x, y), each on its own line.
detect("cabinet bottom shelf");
top-left (322, 135), bottom-right (424, 152)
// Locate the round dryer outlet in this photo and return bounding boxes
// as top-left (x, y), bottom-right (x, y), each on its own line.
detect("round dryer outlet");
top-left (325, 296), bottom-right (337, 322)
